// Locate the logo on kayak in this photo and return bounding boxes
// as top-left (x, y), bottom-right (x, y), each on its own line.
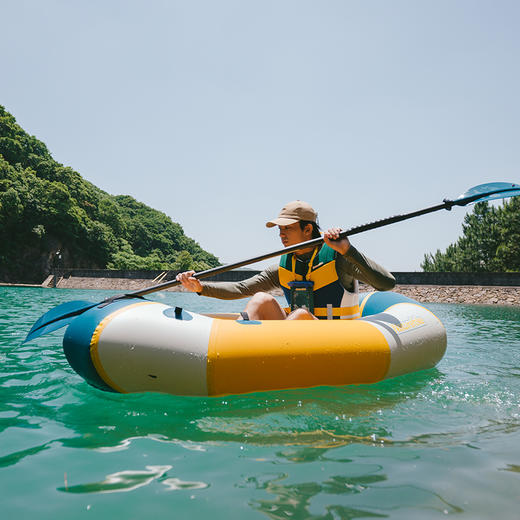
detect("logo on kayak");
top-left (388, 317), bottom-right (426, 334)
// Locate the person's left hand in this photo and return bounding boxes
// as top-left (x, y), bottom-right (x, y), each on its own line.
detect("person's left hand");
top-left (323, 227), bottom-right (351, 255)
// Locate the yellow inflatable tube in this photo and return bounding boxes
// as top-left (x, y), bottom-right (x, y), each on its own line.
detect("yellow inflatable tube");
top-left (63, 291), bottom-right (447, 396)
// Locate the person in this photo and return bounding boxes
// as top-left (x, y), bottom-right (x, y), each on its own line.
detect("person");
top-left (176, 200), bottom-right (395, 320)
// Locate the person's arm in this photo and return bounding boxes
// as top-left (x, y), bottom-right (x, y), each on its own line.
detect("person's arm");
top-left (199, 264), bottom-right (280, 300)
top-left (322, 227), bottom-right (395, 291)
top-left (339, 245), bottom-right (396, 291)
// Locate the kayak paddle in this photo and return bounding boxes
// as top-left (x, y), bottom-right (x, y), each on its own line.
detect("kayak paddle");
top-left (24, 181), bottom-right (520, 343)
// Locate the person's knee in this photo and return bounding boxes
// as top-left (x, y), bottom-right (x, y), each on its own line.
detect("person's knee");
top-left (249, 292), bottom-right (276, 308)
top-left (246, 292), bottom-right (286, 320)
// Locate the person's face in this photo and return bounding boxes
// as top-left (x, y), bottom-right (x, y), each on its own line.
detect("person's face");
top-left (278, 222), bottom-right (312, 248)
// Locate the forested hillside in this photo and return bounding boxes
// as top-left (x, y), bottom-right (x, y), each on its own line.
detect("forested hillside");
top-left (422, 199), bottom-right (520, 272)
top-left (0, 106), bottom-right (219, 283)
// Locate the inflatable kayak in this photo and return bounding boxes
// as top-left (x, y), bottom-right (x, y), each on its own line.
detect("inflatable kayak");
top-left (62, 291), bottom-right (446, 396)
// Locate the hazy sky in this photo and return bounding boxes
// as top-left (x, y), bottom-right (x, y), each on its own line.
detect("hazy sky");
top-left (2, 0), bottom-right (519, 271)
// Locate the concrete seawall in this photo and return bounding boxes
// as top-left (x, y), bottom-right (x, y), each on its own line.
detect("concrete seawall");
top-left (45, 269), bottom-right (520, 307)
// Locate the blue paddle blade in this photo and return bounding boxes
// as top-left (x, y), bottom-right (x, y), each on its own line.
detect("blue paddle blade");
top-left (24, 300), bottom-right (96, 343)
top-left (24, 315), bottom-right (82, 343)
top-left (456, 182), bottom-right (520, 204)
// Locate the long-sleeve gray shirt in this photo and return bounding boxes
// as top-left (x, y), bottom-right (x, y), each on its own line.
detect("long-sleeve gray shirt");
top-left (199, 245), bottom-right (395, 300)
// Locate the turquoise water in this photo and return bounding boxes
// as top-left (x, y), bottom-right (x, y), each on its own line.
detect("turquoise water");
top-left (1, 286), bottom-right (519, 519)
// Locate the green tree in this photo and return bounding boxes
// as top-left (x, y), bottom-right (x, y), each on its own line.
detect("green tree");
top-left (173, 251), bottom-right (195, 271)
top-left (422, 200), bottom-right (520, 272)
top-left (495, 197), bottom-right (520, 271)
top-left (0, 105), bottom-right (220, 283)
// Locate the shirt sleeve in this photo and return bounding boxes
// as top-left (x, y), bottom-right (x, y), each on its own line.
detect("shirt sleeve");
top-left (199, 264), bottom-right (280, 300)
top-left (338, 245), bottom-right (396, 292)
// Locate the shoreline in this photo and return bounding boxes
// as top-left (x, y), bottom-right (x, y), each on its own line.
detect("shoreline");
top-left (5, 276), bottom-right (516, 306)
top-left (380, 284), bottom-right (520, 306)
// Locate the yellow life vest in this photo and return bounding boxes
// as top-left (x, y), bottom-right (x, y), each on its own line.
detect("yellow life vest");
top-left (278, 244), bottom-right (360, 320)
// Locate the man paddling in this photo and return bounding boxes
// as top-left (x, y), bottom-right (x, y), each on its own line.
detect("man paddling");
top-left (176, 200), bottom-right (395, 320)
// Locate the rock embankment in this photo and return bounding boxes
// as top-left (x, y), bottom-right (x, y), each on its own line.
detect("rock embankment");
top-left (389, 284), bottom-right (520, 306)
top-left (53, 276), bottom-right (520, 306)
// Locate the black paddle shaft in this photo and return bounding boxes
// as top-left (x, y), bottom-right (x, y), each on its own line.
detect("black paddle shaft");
top-left (130, 191), bottom-right (496, 298)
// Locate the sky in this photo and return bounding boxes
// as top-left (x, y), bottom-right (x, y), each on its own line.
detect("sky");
top-left (2, 0), bottom-right (519, 271)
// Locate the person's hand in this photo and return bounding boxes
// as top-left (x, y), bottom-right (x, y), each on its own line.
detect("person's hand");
top-left (323, 227), bottom-right (351, 256)
top-left (176, 271), bottom-right (203, 292)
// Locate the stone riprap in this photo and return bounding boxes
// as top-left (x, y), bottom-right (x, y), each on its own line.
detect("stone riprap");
top-left (52, 276), bottom-right (520, 306)
top-left (388, 284), bottom-right (520, 306)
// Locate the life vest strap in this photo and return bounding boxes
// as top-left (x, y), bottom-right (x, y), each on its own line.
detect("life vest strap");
top-left (283, 305), bottom-right (360, 319)
top-left (314, 306), bottom-right (360, 318)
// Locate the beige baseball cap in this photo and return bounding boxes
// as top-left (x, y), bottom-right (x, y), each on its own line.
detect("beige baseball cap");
top-left (266, 200), bottom-right (318, 228)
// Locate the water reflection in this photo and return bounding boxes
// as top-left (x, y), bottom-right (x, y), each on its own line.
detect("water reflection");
top-left (56, 464), bottom-right (209, 494)
top-left (51, 371), bottom-right (436, 453)
top-left (0, 368), bottom-right (435, 468)
top-left (244, 471), bottom-right (463, 519)
top-left (500, 464), bottom-right (520, 473)
top-left (57, 465), bottom-right (171, 494)
top-left (55, 464), bottom-right (208, 494)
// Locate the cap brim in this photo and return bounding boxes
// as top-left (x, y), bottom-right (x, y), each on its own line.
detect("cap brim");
top-left (266, 217), bottom-right (299, 228)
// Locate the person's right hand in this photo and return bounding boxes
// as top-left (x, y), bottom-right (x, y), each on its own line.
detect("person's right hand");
top-left (176, 271), bottom-right (203, 292)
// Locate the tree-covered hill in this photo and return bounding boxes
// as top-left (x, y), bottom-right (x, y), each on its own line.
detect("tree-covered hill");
top-left (0, 105), bottom-right (219, 283)
top-left (422, 199), bottom-right (520, 272)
